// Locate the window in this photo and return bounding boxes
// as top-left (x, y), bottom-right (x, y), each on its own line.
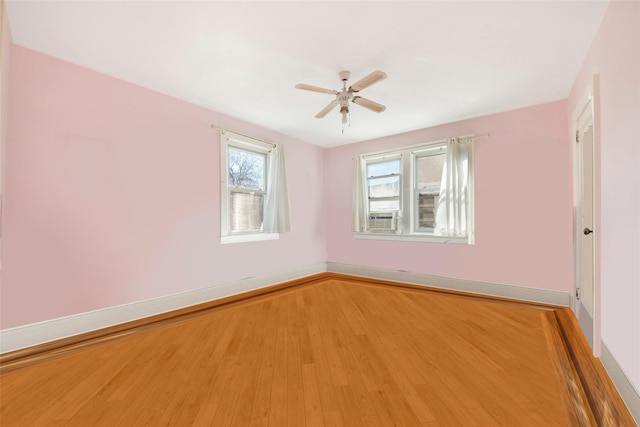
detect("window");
top-left (367, 157), bottom-right (401, 212)
top-left (220, 130), bottom-right (291, 244)
top-left (228, 146), bottom-right (266, 233)
top-left (353, 137), bottom-right (474, 244)
top-left (414, 146), bottom-right (446, 232)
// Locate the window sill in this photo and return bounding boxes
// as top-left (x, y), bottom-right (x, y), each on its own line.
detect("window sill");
top-left (353, 232), bottom-right (471, 244)
top-left (221, 233), bottom-right (279, 244)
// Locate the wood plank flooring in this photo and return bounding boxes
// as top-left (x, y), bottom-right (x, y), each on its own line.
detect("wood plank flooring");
top-left (0, 278), bottom-right (628, 426)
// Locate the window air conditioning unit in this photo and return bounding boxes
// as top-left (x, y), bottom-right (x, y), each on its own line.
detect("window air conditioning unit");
top-left (368, 212), bottom-right (397, 232)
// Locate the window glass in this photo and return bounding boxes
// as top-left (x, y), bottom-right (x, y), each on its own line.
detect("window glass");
top-left (370, 199), bottom-right (400, 212)
top-left (415, 153), bottom-right (445, 230)
top-left (368, 176), bottom-right (400, 198)
top-left (228, 147), bottom-right (265, 190)
top-left (228, 146), bottom-right (266, 233)
top-left (230, 192), bottom-right (264, 232)
top-left (416, 154), bottom-right (445, 192)
top-left (367, 159), bottom-right (400, 178)
top-left (367, 159), bottom-right (401, 212)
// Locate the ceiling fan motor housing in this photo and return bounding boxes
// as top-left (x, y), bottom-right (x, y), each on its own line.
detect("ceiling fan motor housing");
top-left (337, 91), bottom-right (353, 106)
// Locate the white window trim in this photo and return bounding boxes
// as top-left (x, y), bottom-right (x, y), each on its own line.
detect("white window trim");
top-left (355, 137), bottom-right (475, 244)
top-left (220, 130), bottom-right (278, 244)
top-left (353, 232), bottom-right (468, 244)
top-left (221, 232), bottom-right (279, 245)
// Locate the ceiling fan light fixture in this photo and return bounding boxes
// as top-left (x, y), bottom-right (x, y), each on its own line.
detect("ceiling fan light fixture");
top-left (295, 69), bottom-right (387, 131)
top-left (340, 105), bottom-right (349, 124)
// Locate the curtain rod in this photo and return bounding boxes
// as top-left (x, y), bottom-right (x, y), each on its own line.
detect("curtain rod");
top-left (459, 132), bottom-right (490, 141)
top-left (211, 124), bottom-right (277, 148)
top-left (353, 132), bottom-right (490, 160)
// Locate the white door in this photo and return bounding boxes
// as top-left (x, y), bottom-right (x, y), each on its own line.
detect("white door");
top-left (573, 86), bottom-right (599, 354)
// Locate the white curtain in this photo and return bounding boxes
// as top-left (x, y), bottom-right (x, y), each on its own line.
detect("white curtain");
top-left (434, 137), bottom-right (470, 237)
top-left (352, 155), bottom-right (367, 232)
top-left (264, 144), bottom-right (291, 233)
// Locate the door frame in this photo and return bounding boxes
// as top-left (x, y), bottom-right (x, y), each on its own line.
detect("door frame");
top-left (571, 75), bottom-right (601, 356)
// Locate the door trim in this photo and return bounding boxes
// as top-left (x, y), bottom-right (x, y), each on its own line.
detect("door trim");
top-left (571, 75), bottom-right (601, 356)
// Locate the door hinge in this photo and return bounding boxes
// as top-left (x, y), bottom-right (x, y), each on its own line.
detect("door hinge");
top-left (575, 288), bottom-right (580, 299)
top-left (576, 130), bottom-right (580, 143)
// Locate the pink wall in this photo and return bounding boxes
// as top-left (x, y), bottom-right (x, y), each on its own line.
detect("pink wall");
top-left (1, 46), bottom-right (326, 329)
top-left (1, 0), bottom-right (10, 221)
top-left (568, 0), bottom-right (640, 391)
top-left (325, 100), bottom-right (573, 292)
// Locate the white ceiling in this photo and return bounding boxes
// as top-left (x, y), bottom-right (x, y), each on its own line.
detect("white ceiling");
top-left (6, 1), bottom-right (609, 147)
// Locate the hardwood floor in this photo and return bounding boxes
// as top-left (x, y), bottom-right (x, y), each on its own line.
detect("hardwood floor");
top-left (0, 277), bottom-right (634, 426)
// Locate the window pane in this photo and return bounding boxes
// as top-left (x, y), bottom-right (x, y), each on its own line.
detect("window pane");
top-left (416, 153), bottom-right (445, 192)
top-left (417, 194), bottom-right (438, 229)
top-left (370, 199), bottom-right (400, 211)
top-left (368, 160), bottom-right (400, 213)
top-left (229, 147), bottom-right (265, 190)
top-left (367, 159), bottom-right (400, 178)
top-left (368, 175), bottom-right (399, 198)
top-left (416, 153), bottom-right (445, 230)
top-left (230, 192), bottom-right (264, 232)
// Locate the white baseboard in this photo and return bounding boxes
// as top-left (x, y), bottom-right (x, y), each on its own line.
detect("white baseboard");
top-left (601, 342), bottom-right (640, 425)
top-left (0, 262), bottom-right (573, 355)
top-left (326, 262), bottom-right (572, 307)
top-left (0, 262), bottom-right (327, 354)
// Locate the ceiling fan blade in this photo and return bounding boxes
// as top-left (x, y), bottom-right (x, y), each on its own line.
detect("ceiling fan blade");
top-left (295, 83), bottom-right (338, 95)
top-left (352, 96), bottom-right (386, 113)
top-left (315, 100), bottom-right (340, 118)
top-left (349, 70), bottom-right (387, 92)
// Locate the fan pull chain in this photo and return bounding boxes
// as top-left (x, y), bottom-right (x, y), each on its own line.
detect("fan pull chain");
top-left (342, 112), bottom-right (352, 134)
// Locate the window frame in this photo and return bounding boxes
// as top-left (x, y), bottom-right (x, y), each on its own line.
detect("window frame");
top-left (366, 153), bottom-right (402, 215)
top-left (412, 144), bottom-right (447, 234)
top-left (220, 130), bottom-right (279, 244)
top-left (354, 137), bottom-right (475, 244)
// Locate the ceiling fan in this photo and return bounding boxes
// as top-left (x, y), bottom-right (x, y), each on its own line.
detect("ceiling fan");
top-left (295, 70), bottom-right (387, 127)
